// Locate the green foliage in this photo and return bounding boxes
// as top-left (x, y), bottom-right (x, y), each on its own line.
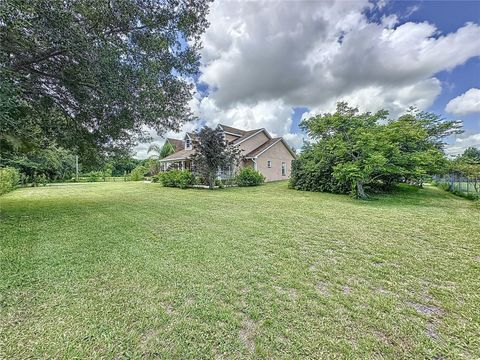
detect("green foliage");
top-left (291, 102), bottom-right (455, 198)
top-left (449, 147), bottom-right (480, 192)
top-left (146, 143), bottom-right (174, 174)
top-left (158, 170), bottom-right (195, 188)
top-left (0, 167), bottom-right (20, 195)
top-left (236, 167), bottom-right (265, 187)
top-left (129, 165), bottom-right (148, 181)
top-left (460, 147), bottom-right (480, 163)
top-left (105, 157), bottom-right (142, 177)
top-left (160, 142), bottom-right (176, 159)
top-left (85, 171), bottom-right (103, 182)
top-left (190, 126), bottom-right (241, 189)
top-left (2, 145), bottom-right (76, 182)
top-left (289, 142), bottom-right (350, 193)
top-left (1, 0), bottom-right (211, 165)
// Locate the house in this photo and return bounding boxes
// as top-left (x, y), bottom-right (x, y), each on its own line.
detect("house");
top-left (159, 124), bottom-right (296, 182)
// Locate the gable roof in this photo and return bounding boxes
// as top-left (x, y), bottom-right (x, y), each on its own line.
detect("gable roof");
top-left (232, 128), bottom-right (270, 146)
top-left (166, 138), bottom-right (184, 152)
top-left (160, 148), bottom-right (195, 162)
top-left (185, 132), bottom-right (197, 140)
top-left (218, 124), bottom-right (246, 136)
top-left (245, 137), bottom-right (297, 159)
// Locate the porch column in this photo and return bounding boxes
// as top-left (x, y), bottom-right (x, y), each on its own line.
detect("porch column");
top-left (182, 161), bottom-right (185, 170)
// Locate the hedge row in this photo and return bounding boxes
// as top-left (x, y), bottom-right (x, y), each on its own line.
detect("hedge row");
top-left (154, 167), bottom-right (265, 189)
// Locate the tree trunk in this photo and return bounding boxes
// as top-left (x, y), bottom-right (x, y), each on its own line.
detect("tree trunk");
top-left (356, 181), bottom-right (367, 199)
top-left (208, 175), bottom-right (215, 189)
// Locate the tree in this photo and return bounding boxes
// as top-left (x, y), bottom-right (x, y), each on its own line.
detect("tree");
top-left (0, 0), bottom-right (212, 165)
top-left (459, 147), bottom-right (480, 163)
top-left (146, 141), bottom-right (175, 174)
top-left (2, 144), bottom-right (76, 182)
top-left (450, 147), bottom-right (480, 192)
top-left (291, 102), bottom-right (456, 198)
top-left (190, 126), bottom-right (241, 189)
top-left (298, 102), bottom-right (391, 198)
top-left (148, 142), bottom-right (175, 160)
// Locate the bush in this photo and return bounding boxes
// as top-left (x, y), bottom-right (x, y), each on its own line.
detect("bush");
top-left (85, 171), bottom-right (103, 182)
top-left (0, 167), bottom-right (20, 195)
top-left (236, 167), bottom-right (265, 187)
top-left (129, 165), bottom-right (148, 181)
top-left (437, 182), bottom-right (450, 191)
top-left (159, 170), bottom-right (195, 188)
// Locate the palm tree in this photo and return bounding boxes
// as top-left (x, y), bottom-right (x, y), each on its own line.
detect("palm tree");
top-left (147, 142), bottom-right (175, 174)
top-left (147, 144), bottom-right (162, 160)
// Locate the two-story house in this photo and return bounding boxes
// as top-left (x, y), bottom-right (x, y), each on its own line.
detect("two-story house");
top-left (159, 124), bottom-right (296, 182)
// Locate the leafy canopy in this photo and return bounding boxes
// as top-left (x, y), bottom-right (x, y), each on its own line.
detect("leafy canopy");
top-left (190, 126), bottom-right (240, 189)
top-left (0, 0), bottom-right (212, 165)
top-left (291, 102), bottom-right (458, 198)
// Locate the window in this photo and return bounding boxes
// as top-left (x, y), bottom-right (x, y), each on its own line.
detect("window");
top-left (267, 160), bottom-right (272, 168)
top-left (281, 162), bottom-right (286, 176)
top-left (185, 139), bottom-right (192, 149)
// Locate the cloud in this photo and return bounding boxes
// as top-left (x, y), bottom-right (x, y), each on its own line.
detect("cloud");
top-left (200, 1), bottom-right (480, 112)
top-left (133, 1), bottom-right (480, 158)
top-left (445, 88), bottom-right (480, 115)
top-left (446, 131), bottom-right (480, 156)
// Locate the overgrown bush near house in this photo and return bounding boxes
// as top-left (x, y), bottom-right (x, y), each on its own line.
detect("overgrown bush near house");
top-left (236, 167), bottom-right (265, 186)
top-left (159, 170), bottom-right (195, 188)
top-left (0, 167), bottom-right (20, 195)
top-left (129, 165), bottom-right (148, 181)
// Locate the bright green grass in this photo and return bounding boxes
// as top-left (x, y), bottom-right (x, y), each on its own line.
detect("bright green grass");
top-left (1, 182), bottom-right (479, 359)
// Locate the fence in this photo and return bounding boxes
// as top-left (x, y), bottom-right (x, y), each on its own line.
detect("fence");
top-left (433, 174), bottom-right (480, 196)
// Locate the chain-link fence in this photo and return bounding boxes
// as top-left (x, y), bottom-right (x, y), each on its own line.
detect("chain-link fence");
top-left (433, 175), bottom-right (480, 196)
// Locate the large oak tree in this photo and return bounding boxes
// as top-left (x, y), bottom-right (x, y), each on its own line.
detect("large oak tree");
top-left (0, 0), bottom-right (211, 165)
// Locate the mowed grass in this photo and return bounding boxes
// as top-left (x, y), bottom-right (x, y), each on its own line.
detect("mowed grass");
top-left (1, 182), bottom-right (479, 359)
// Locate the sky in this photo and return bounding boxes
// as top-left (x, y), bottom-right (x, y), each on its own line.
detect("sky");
top-left (134, 0), bottom-right (480, 159)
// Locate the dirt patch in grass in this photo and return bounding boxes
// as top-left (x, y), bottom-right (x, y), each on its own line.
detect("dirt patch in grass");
top-left (426, 322), bottom-right (438, 339)
top-left (406, 301), bottom-right (443, 315)
top-left (273, 285), bottom-right (298, 300)
top-left (239, 317), bottom-right (257, 353)
top-left (316, 282), bottom-right (329, 296)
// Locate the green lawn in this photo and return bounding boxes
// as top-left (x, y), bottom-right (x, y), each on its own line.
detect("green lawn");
top-left (1, 182), bottom-right (479, 358)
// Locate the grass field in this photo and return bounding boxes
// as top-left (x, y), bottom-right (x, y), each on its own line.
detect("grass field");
top-left (1, 181), bottom-right (479, 358)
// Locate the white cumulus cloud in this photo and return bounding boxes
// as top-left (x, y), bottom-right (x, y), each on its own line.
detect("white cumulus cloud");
top-left (445, 88), bottom-right (480, 115)
top-left (135, 1), bottom-right (480, 157)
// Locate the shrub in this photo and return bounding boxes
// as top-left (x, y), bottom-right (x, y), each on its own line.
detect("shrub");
top-left (86, 171), bottom-right (103, 182)
top-left (236, 167), bottom-right (265, 187)
top-left (129, 165), bottom-right (148, 181)
top-left (437, 182), bottom-right (450, 191)
top-left (159, 170), bottom-right (195, 189)
top-left (0, 167), bottom-right (20, 195)
top-left (214, 179), bottom-right (224, 189)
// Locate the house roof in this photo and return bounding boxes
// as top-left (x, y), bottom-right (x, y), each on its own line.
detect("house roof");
top-left (218, 124), bottom-right (246, 136)
top-left (231, 128), bottom-right (266, 145)
top-left (166, 138), bottom-right (184, 152)
top-left (185, 132), bottom-right (197, 141)
top-left (160, 148), bottom-right (195, 162)
top-left (245, 137), bottom-right (297, 159)
top-left (160, 125), bottom-right (295, 162)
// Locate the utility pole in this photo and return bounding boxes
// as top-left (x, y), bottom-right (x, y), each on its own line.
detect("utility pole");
top-left (75, 155), bottom-right (79, 182)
